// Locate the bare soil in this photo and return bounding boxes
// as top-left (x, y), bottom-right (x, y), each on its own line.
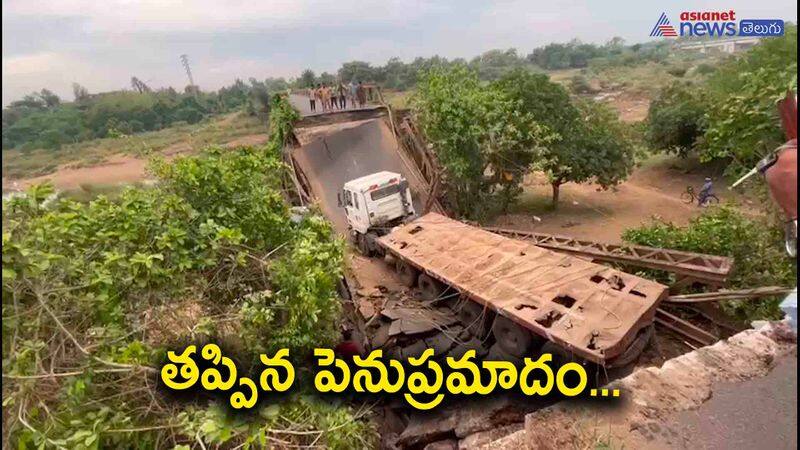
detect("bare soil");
top-left (491, 154), bottom-right (750, 244)
top-left (2, 133), bottom-right (269, 192)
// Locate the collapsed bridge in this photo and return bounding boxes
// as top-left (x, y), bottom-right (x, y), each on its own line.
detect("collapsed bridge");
top-left (282, 103), bottom-right (737, 349)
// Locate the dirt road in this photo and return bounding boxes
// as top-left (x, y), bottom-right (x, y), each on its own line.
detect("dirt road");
top-left (492, 155), bottom-right (743, 243)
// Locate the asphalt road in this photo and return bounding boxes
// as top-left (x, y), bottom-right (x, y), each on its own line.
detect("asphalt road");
top-left (290, 119), bottom-right (425, 234)
top-left (660, 352), bottom-right (798, 449)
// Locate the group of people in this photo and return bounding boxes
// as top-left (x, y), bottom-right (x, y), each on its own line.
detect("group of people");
top-left (307, 81), bottom-right (368, 113)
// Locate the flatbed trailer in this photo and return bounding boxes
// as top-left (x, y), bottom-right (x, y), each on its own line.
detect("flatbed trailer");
top-left (377, 213), bottom-right (668, 365)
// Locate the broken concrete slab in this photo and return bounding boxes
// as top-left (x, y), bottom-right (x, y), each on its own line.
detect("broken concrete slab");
top-left (424, 439), bottom-right (458, 450)
top-left (424, 332), bottom-right (458, 357)
top-left (358, 298), bottom-right (377, 321)
top-left (371, 322), bottom-right (392, 349)
top-left (459, 423), bottom-right (524, 450)
top-left (397, 396), bottom-right (530, 448)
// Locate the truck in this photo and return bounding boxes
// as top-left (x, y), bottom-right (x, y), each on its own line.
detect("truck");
top-left (338, 171), bottom-right (416, 256)
top-left (339, 172), bottom-right (666, 368)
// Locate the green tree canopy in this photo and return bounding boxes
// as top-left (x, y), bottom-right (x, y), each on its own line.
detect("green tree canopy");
top-left (412, 66), bottom-right (553, 219)
top-left (646, 81), bottom-right (708, 157)
top-left (496, 69), bottom-right (635, 206)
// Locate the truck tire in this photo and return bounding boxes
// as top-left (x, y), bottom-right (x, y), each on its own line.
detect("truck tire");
top-left (395, 261), bottom-right (418, 287)
top-left (492, 315), bottom-right (534, 357)
top-left (607, 324), bottom-right (653, 369)
top-left (541, 341), bottom-right (578, 369)
top-left (457, 300), bottom-right (491, 339)
top-left (417, 274), bottom-right (444, 301)
top-left (356, 233), bottom-right (372, 256)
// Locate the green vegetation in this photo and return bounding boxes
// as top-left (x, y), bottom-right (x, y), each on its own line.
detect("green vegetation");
top-left (646, 81), bottom-right (707, 156)
top-left (411, 66), bottom-right (554, 220)
top-left (645, 25), bottom-right (798, 174)
top-left (2, 96), bottom-right (376, 449)
top-left (495, 70), bottom-right (635, 207)
top-left (2, 112), bottom-right (265, 179)
top-left (623, 206), bottom-right (796, 320)
top-left (702, 26), bottom-right (797, 173)
top-left (2, 78), bottom-right (281, 152)
top-left (295, 37), bottom-right (692, 93)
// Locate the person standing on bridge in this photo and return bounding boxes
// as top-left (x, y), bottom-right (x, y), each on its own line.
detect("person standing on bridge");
top-left (314, 84), bottom-right (323, 113)
top-left (320, 84), bottom-right (330, 112)
top-left (349, 80), bottom-right (358, 108)
top-left (338, 82), bottom-right (347, 109)
top-left (308, 85), bottom-right (316, 112)
top-left (356, 81), bottom-right (366, 108)
top-left (329, 84), bottom-right (339, 110)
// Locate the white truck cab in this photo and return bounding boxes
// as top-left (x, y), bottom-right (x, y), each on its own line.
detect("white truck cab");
top-left (338, 171), bottom-right (415, 254)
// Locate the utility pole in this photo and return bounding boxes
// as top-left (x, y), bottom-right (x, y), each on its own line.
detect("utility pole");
top-left (180, 54), bottom-right (198, 98)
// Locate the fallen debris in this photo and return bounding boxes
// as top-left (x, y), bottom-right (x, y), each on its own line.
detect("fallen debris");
top-left (665, 286), bottom-right (795, 304)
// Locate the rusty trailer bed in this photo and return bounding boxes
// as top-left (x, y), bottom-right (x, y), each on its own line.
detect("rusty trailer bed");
top-left (378, 213), bottom-right (668, 364)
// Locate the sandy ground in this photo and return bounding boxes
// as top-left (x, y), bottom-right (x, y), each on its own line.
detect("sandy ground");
top-left (3, 134), bottom-right (269, 192)
top-left (5, 154), bottom-right (151, 191)
top-left (491, 156), bottom-right (745, 244)
top-left (607, 92), bottom-right (651, 123)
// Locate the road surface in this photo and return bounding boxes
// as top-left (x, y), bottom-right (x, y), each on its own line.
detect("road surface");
top-left (290, 119), bottom-right (426, 234)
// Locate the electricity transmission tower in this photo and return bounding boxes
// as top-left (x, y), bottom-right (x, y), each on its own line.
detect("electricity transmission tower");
top-left (180, 54), bottom-right (198, 98)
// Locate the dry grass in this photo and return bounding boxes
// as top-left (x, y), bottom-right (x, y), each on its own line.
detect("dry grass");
top-left (2, 112), bottom-right (265, 180)
top-left (382, 89), bottom-right (413, 109)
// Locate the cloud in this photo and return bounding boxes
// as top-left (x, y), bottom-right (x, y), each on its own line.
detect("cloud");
top-left (2, 0), bottom-right (437, 33)
top-left (2, 0), bottom-right (797, 105)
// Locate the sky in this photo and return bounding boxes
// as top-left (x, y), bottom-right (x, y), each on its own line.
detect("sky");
top-left (2, 0), bottom-right (797, 106)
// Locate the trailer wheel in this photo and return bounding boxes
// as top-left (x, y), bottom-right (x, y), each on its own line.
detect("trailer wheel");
top-left (492, 315), bottom-right (534, 357)
top-left (395, 261), bottom-right (418, 287)
top-left (541, 341), bottom-right (576, 367)
top-left (356, 233), bottom-right (372, 256)
top-left (607, 325), bottom-right (654, 369)
top-left (457, 300), bottom-right (491, 338)
top-left (417, 274), bottom-right (444, 301)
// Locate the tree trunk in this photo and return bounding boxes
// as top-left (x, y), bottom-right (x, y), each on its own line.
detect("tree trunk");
top-left (551, 181), bottom-right (561, 208)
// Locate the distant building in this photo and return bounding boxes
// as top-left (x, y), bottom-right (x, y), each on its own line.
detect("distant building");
top-left (676, 37), bottom-right (761, 54)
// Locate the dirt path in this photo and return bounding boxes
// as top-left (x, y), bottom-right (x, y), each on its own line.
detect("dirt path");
top-left (492, 154), bottom-right (749, 244)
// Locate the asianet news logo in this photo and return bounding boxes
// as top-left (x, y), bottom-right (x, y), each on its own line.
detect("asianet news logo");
top-left (649, 11), bottom-right (784, 38)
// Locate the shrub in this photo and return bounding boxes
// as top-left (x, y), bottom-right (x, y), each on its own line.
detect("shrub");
top-left (646, 81), bottom-right (707, 156)
top-left (412, 65), bottom-right (553, 219)
top-left (623, 206), bottom-right (796, 320)
top-left (700, 25), bottom-right (798, 173)
top-left (568, 74), bottom-right (593, 94)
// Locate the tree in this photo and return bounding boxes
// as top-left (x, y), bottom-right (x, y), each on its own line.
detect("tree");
top-left (412, 66), bottom-right (552, 219)
top-left (469, 49), bottom-right (525, 81)
top-left (700, 25), bottom-right (797, 173)
top-left (72, 82), bottom-right (90, 102)
top-left (337, 61), bottom-right (376, 84)
top-left (38, 89), bottom-right (61, 108)
top-left (130, 76), bottom-right (152, 93)
top-left (497, 70), bottom-right (634, 206)
top-left (299, 69), bottom-right (316, 88)
top-left (646, 81), bottom-right (707, 157)
top-left (247, 79), bottom-right (271, 121)
top-left (317, 72), bottom-right (336, 86)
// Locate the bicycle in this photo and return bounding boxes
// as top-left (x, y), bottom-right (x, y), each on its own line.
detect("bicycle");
top-left (681, 186), bottom-right (719, 206)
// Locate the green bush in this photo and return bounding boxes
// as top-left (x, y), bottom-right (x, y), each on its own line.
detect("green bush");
top-left (412, 65), bottom-right (553, 219)
top-left (623, 206), bottom-right (796, 320)
top-left (2, 96), bottom-right (368, 448)
top-left (700, 25), bottom-right (798, 173)
top-left (568, 74), bottom-right (594, 94)
top-left (646, 81), bottom-right (707, 156)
